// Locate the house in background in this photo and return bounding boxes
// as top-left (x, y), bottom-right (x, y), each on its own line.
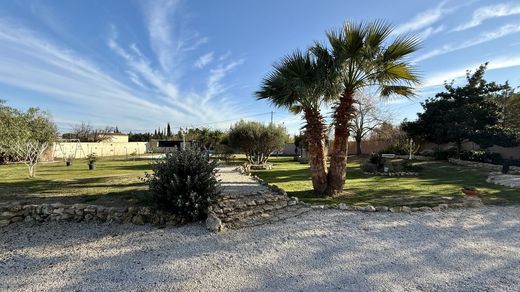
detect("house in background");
top-left (102, 133), bottom-right (129, 143)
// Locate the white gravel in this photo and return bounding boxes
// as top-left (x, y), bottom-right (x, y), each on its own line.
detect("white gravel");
top-left (218, 166), bottom-right (271, 196)
top-left (1, 206), bottom-right (520, 291)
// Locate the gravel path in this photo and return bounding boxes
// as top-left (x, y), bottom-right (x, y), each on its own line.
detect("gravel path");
top-left (218, 166), bottom-right (270, 196)
top-left (2, 206), bottom-right (519, 291)
top-left (487, 173), bottom-right (520, 188)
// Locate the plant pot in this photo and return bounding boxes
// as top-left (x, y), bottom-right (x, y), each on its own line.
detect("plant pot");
top-left (66, 161), bottom-right (72, 167)
top-left (461, 188), bottom-right (479, 196)
top-left (88, 163), bottom-right (96, 170)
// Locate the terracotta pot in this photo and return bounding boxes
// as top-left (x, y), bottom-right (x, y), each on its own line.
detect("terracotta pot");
top-left (461, 189), bottom-right (479, 196)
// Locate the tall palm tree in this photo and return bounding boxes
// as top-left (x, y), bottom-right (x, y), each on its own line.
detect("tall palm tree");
top-left (256, 51), bottom-right (330, 195)
top-left (312, 20), bottom-right (421, 195)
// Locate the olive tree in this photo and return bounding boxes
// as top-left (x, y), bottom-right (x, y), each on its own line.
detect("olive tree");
top-left (228, 120), bottom-right (288, 165)
top-left (0, 101), bottom-right (57, 177)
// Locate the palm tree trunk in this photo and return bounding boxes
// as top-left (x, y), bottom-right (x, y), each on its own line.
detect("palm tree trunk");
top-left (327, 90), bottom-right (355, 195)
top-left (304, 109), bottom-right (328, 195)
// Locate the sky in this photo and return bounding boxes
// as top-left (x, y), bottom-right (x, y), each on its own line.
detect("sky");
top-left (1, 0), bottom-right (520, 135)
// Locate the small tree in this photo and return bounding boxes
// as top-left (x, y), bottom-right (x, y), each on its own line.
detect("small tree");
top-left (228, 120), bottom-right (288, 165)
top-left (0, 102), bottom-right (57, 177)
top-left (403, 64), bottom-right (518, 156)
top-left (350, 92), bottom-right (389, 155)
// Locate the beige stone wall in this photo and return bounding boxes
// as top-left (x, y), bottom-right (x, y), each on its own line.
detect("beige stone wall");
top-left (52, 142), bottom-right (150, 159)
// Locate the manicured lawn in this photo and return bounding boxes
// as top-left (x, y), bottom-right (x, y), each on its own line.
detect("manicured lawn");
top-left (0, 158), bottom-right (154, 207)
top-left (252, 156), bottom-right (520, 207)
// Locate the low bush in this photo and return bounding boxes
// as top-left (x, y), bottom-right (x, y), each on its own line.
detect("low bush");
top-left (144, 147), bottom-right (221, 221)
top-left (380, 144), bottom-right (408, 155)
top-left (432, 147), bottom-right (457, 160)
top-left (361, 162), bottom-right (378, 173)
top-left (368, 153), bottom-right (386, 170)
top-left (459, 150), bottom-right (520, 167)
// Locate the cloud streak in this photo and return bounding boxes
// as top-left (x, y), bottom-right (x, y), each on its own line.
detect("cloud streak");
top-left (454, 3), bottom-right (520, 31)
top-left (414, 23), bottom-right (520, 62)
top-left (392, 1), bottom-right (451, 36)
top-left (195, 52), bottom-right (214, 68)
top-left (422, 55), bottom-right (520, 88)
top-left (0, 17), bottom-right (244, 132)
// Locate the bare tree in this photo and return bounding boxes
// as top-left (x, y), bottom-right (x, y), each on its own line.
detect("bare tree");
top-left (0, 104), bottom-right (57, 177)
top-left (350, 92), bottom-right (390, 155)
top-left (64, 122), bottom-right (114, 142)
top-left (13, 140), bottom-right (50, 177)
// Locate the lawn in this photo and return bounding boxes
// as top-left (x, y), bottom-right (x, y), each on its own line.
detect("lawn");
top-left (2, 155), bottom-right (518, 208)
top-left (252, 156), bottom-right (520, 207)
top-left (0, 158), bottom-right (153, 207)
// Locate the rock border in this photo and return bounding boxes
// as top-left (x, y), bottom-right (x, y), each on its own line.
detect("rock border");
top-left (449, 158), bottom-right (520, 174)
top-left (242, 167), bottom-right (484, 214)
top-left (309, 195), bottom-right (482, 213)
top-left (486, 172), bottom-right (520, 188)
top-left (363, 171), bottom-right (419, 177)
top-left (0, 202), bottom-right (182, 228)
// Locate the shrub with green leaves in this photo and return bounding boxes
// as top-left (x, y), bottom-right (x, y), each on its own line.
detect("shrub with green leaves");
top-left (144, 147), bottom-right (221, 221)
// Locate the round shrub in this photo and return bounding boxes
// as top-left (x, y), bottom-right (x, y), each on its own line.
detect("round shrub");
top-left (144, 148), bottom-right (221, 221)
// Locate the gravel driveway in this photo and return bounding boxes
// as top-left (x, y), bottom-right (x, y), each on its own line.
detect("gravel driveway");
top-left (1, 206), bottom-right (519, 291)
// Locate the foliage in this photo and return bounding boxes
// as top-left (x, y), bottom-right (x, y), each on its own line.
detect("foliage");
top-left (361, 162), bottom-right (378, 173)
top-left (144, 147), bottom-right (221, 220)
top-left (0, 101), bottom-right (57, 177)
top-left (431, 147), bottom-right (458, 161)
top-left (380, 144), bottom-right (408, 155)
top-left (228, 120), bottom-right (288, 165)
top-left (368, 153), bottom-right (386, 171)
top-left (391, 160), bottom-right (423, 172)
top-left (403, 64), bottom-right (518, 154)
top-left (310, 20), bottom-right (421, 193)
top-left (256, 50), bottom-right (330, 194)
top-left (504, 92), bottom-right (520, 132)
top-left (86, 153), bottom-right (97, 164)
top-left (459, 150), bottom-right (520, 167)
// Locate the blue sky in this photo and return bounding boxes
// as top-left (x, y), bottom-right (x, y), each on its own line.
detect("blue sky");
top-left (1, 0), bottom-right (520, 135)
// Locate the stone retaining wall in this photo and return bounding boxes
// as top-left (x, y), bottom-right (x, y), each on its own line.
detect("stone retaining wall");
top-left (449, 158), bottom-right (520, 174)
top-left (206, 174), bottom-right (297, 231)
top-left (0, 202), bottom-right (181, 227)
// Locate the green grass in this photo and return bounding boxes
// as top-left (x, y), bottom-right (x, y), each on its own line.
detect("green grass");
top-left (252, 156), bottom-right (520, 207)
top-left (2, 155), bottom-right (518, 208)
top-left (0, 158), bottom-right (154, 207)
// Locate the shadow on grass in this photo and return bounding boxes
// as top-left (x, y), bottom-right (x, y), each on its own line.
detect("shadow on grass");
top-left (253, 158), bottom-right (520, 206)
top-left (0, 176), bottom-right (151, 207)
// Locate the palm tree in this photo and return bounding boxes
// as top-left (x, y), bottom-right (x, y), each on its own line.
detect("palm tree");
top-left (256, 51), bottom-right (330, 195)
top-left (312, 20), bottom-right (421, 195)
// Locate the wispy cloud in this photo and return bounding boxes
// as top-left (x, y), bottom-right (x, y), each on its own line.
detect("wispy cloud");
top-left (416, 25), bottom-right (445, 41)
top-left (392, 1), bottom-right (451, 36)
top-left (422, 55), bottom-right (520, 88)
top-left (203, 59), bottom-right (244, 104)
top-left (414, 23), bottom-right (520, 62)
top-left (0, 17), bottom-right (244, 132)
top-left (0, 20), bottom-right (179, 129)
top-left (144, 0), bottom-right (207, 73)
top-left (108, 30), bottom-right (244, 123)
top-left (454, 3), bottom-right (520, 31)
top-left (195, 52), bottom-right (214, 68)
